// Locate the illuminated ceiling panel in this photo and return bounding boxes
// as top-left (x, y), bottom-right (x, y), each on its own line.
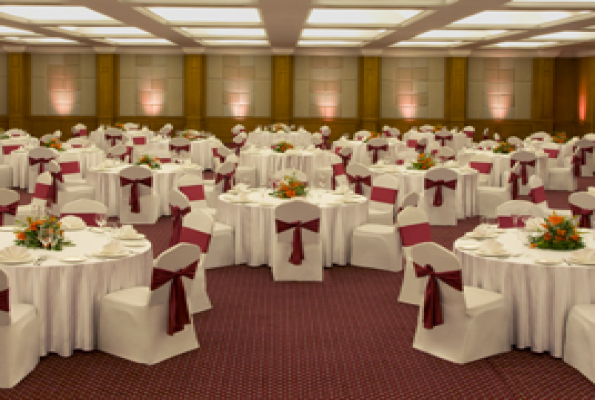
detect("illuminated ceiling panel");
top-left (307, 9), bottom-right (421, 26)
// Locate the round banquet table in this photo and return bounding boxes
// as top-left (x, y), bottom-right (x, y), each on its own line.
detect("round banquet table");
top-left (454, 229), bottom-right (595, 358)
top-left (0, 228), bottom-right (152, 357)
top-left (457, 149), bottom-right (548, 187)
top-left (332, 139), bottom-right (405, 164)
top-left (9, 146), bottom-right (105, 190)
top-left (86, 163), bottom-right (185, 217)
top-left (239, 149), bottom-right (332, 187)
top-left (369, 164), bottom-right (478, 219)
top-left (138, 137), bottom-right (214, 169)
top-left (246, 131), bottom-right (313, 148)
top-left (430, 133), bottom-right (467, 152)
top-left (216, 188), bottom-right (368, 267)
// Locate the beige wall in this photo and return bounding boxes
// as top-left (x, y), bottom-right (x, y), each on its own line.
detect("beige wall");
top-left (293, 56), bottom-right (358, 118)
top-left (382, 57), bottom-right (445, 119)
top-left (206, 55), bottom-right (271, 118)
top-left (467, 57), bottom-right (532, 120)
top-left (30, 54), bottom-right (96, 116)
top-left (119, 54), bottom-right (184, 117)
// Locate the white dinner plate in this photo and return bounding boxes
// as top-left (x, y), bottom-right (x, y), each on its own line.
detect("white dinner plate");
top-left (0, 226), bottom-right (15, 231)
top-left (92, 251), bottom-right (130, 259)
top-left (464, 232), bottom-right (497, 240)
top-left (475, 250), bottom-right (511, 258)
top-left (62, 226), bottom-right (86, 232)
top-left (534, 258), bottom-right (562, 265)
top-left (567, 258), bottom-right (595, 265)
top-left (120, 241), bottom-right (149, 248)
top-left (113, 233), bottom-right (145, 240)
top-left (0, 256), bottom-right (35, 265)
top-left (61, 256), bottom-right (87, 263)
top-left (89, 227), bottom-right (105, 233)
top-left (457, 243), bottom-right (481, 250)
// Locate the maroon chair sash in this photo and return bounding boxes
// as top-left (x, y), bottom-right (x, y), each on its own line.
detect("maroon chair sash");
top-left (570, 205), bottom-right (593, 228)
top-left (179, 185), bottom-right (205, 202)
top-left (159, 157), bottom-right (172, 163)
top-left (482, 132), bottom-right (489, 140)
top-left (415, 143), bottom-right (427, 154)
top-left (61, 212), bottom-right (98, 227)
top-left (469, 162), bottom-right (493, 174)
top-left (533, 137), bottom-right (543, 142)
top-left (2, 145), bottom-right (20, 155)
top-left (407, 139), bottom-right (418, 148)
top-left (120, 176), bottom-right (153, 213)
top-left (105, 134), bottom-right (122, 147)
top-left (497, 215), bottom-right (531, 228)
top-left (34, 183), bottom-right (51, 204)
top-left (367, 143), bottom-right (388, 164)
top-left (49, 171), bottom-right (63, 205)
top-left (338, 153), bottom-right (352, 168)
top-left (396, 159), bottom-right (404, 165)
top-left (439, 155), bottom-right (456, 162)
top-left (529, 186), bottom-right (547, 204)
top-left (232, 140), bottom-right (246, 156)
top-left (572, 153), bottom-right (582, 177)
top-left (29, 156), bottom-right (54, 174)
top-left (275, 218), bottom-right (320, 266)
top-left (436, 135), bottom-right (453, 146)
top-left (71, 144), bottom-right (83, 149)
top-left (510, 159), bottom-right (536, 185)
top-left (543, 148), bottom-right (559, 159)
top-left (398, 223), bottom-right (432, 247)
top-left (0, 288), bottom-right (8, 313)
top-left (509, 171), bottom-right (520, 200)
top-left (133, 136), bottom-right (147, 145)
top-left (346, 174), bottom-right (372, 195)
top-left (463, 130), bottom-right (474, 139)
top-left (79, 129), bottom-right (87, 137)
top-left (334, 147), bottom-right (342, 155)
top-left (212, 148), bottom-right (226, 164)
top-left (321, 135), bottom-right (330, 150)
top-left (414, 262), bottom-right (463, 329)
top-left (0, 201), bottom-right (18, 226)
top-left (169, 205), bottom-right (191, 246)
top-left (573, 146), bottom-right (593, 166)
top-left (170, 144), bottom-right (191, 155)
top-left (370, 186), bottom-right (397, 205)
top-left (151, 261), bottom-right (198, 336)
top-left (331, 163), bottom-right (345, 190)
top-left (424, 179), bottom-right (457, 207)
top-left (60, 161), bottom-right (80, 174)
top-left (180, 226), bottom-right (212, 253)
top-left (216, 171), bottom-right (235, 193)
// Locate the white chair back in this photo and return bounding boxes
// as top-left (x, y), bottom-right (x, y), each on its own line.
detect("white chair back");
top-left (435, 146), bottom-right (455, 161)
top-left (398, 192), bottom-right (419, 212)
top-left (275, 200), bottom-right (320, 246)
top-left (104, 128), bottom-right (124, 147)
top-left (178, 173), bottom-right (207, 208)
top-left (528, 175), bottom-right (548, 212)
top-left (366, 137), bottom-right (389, 164)
top-left (354, 130), bottom-right (371, 141)
top-left (478, 140), bottom-right (497, 150)
top-left (496, 200), bottom-right (547, 228)
top-left (0, 189), bottom-right (19, 226)
top-left (120, 166), bottom-right (153, 198)
top-left (40, 134), bottom-right (56, 144)
top-left (180, 209), bottom-right (215, 254)
top-left (58, 152), bottom-right (84, 180)
top-left (397, 206), bottom-right (432, 248)
top-left (32, 172), bottom-right (52, 207)
top-left (530, 131), bottom-right (552, 142)
top-left (60, 199), bottom-right (107, 226)
top-left (159, 123), bottom-right (173, 137)
top-left (345, 163), bottom-right (372, 197)
top-left (107, 145), bottom-right (130, 162)
top-left (67, 138), bottom-right (89, 148)
top-left (569, 192), bottom-right (595, 228)
top-left (507, 136), bottom-right (523, 147)
top-left (169, 137), bottom-right (191, 158)
top-left (6, 128), bottom-right (27, 138)
top-left (0, 269), bottom-right (9, 326)
top-left (370, 174), bottom-right (399, 212)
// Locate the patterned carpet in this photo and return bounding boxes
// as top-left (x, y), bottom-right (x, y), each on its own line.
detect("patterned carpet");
top-left (2, 177), bottom-right (595, 398)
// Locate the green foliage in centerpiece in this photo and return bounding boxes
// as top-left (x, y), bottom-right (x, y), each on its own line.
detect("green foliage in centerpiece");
top-left (493, 141), bottom-right (515, 154)
top-left (553, 131), bottom-right (568, 144)
top-left (270, 173), bottom-right (308, 199)
top-left (411, 153), bottom-right (434, 170)
top-left (135, 154), bottom-right (161, 169)
top-left (529, 213), bottom-right (585, 251)
top-left (14, 216), bottom-right (72, 251)
top-left (363, 132), bottom-right (381, 143)
top-left (272, 141), bottom-right (294, 153)
top-left (43, 138), bottom-right (66, 151)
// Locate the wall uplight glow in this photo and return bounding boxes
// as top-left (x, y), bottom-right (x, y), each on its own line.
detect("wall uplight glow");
top-left (139, 79), bottom-right (164, 116)
top-left (49, 66), bottom-right (75, 115)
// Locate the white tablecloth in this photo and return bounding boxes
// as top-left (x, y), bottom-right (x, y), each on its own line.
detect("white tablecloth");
top-left (240, 149), bottom-right (332, 187)
top-left (137, 138), bottom-right (214, 169)
top-left (0, 229), bottom-right (152, 357)
top-left (86, 163), bottom-right (184, 217)
top-left (370, 165), bottom-right (478, 219)
top-left (454, 229), bottom-right (595, 358)
top-left (9, 147), bottom-right (105, 190)
top-left (90, 129), bottom-right (154, 150)
top-left (246, 131), bottom-right (313, 148)
top-left (430, 133), bottom-right (467, 152)
top-left (332, 140), bottom-right (405, 164)
top-left (216, 189), bottom-right (368, 267)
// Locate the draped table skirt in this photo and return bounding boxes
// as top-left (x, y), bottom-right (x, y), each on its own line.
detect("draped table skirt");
top-left (86, 163), bottom-right (184, 217)
top-left (0, 229), bottom-right (153, 357)
top-left (137, 139), bottom-right (214, 169)
top-left (246, 131), bottom-right (313, 148)
top-left (216, 189), bottom-right (368, 267)
top-left (332, 140), bottom-right (404, 164)
top-left (455, 229), bottom-right (595, 358)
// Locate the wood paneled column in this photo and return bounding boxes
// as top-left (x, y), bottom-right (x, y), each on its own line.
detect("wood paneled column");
top-left (184, 54), bottom-right (205, 130)
top-left (96, 53), bottom-right (117, 127)
top-left (271, 55), bottom-right (293, 123)
top-left (531, 58), bottom-right (555, 132)
top-left (358, 56), bottom-right (381, 132)
top-left (579, 57), bottom-right (595, 134)
top-left (7, 50), bottom-right (27, 129)
top-left (444, 57), bottom-right (467, 129)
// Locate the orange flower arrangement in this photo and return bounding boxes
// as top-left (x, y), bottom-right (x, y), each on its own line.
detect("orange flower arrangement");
top-left (272, 141), bottom-right (294, 153)
top-left (530, 212), bottom-right (584, 250)
top-left (270, 173), bottom-right (307, 199)
top-left (434, 125), bottom-right (443, 132)
top-left (411, 153), bottom-right (434, 170)
top-left (363, 132), bottom-right (382, 143)
top-left (553, 132), bottom-right (568, 144)
top-left (14, 216), bottom-right (71, 250)
top-left (43, 138), bottom-right (65, 152)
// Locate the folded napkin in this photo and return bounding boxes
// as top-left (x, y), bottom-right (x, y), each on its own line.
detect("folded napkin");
top-left (569, 249), bottom-right (595, 264)
top-left (478, 239), bottom-right (507, 255)
top-left (525, 217), bottom-right (544, 232)
top-left (232, 183), bottom-right (249, 192)
top-left (0, 246), bottom-right (32, 262)
top-left (443, 160), bottom-right (459, 168)
top-left (117, 225), bottom-right (138, 239)
top-left (60, 216), bottom-right (86, 230)
top-left (472, 224), bottom-right (492, 237)
top-left (101, 240), bottom-right (126, 255)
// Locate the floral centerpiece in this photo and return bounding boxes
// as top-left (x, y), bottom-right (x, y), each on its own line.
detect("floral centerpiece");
top-left (493, 141), bottom-right (515, 154)
top-left (529, 213), bottom-right (584, 251)
top-left (363, 132), bottom-right (381, 143)
top-left (0, 128), bottom-right (7, 140)
top-left (272, 123), bottom-right (288, 133)
top-left (43, 138), bottom-right (66, 151)
top-left (181, 131), bottom-right (199, 141)
top-left (553, 131), bottom-right (568, 144)
top-left (135, 154), bottom-right (161, 169)
top-left (411, 153), bottom-right (434, 170)
top-left (434, 124), bottom-right (443, 133)
top-left (114, 122), bottom-right (124, 130)
top-left (272, 141), bottom-right (294, 153)
top-left (270, 173), bottom-right (307, 199)
top-left (15, 216), bottom-right (72, 251)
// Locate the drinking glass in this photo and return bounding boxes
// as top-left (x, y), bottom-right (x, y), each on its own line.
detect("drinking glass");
top-left (512, 214), bottom-right (519, 228)
top-left (95, 213), bottom-right (107, 231)
top-left (318, 174), bottom-right (327, 190)
top-left (38, 227), bottom-right (53, 249)
top-left (109, 220), bottom-right (121, 238)
top-left (520, 215), bottom-right (530, 228)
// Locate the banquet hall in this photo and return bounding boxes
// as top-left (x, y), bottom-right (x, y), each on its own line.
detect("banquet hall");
top-left (2, 0), bottom-right (595, 397)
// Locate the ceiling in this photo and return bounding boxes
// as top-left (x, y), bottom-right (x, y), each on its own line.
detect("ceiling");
top-left (0, 0), bottom-right (595, 57)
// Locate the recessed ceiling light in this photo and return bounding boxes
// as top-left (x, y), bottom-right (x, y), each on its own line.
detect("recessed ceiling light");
top-left (391, 41), bottom-right (464, 47)
top-left (104, 38), bottom-right (172, 45)
top-left (415, 29), bottom-right (507, 40)
top-left (450, 11), bottom-right (586, 28)
top-left (490, 41), bottom-right (557, 48)
top-left (307, 9), bottom-right (421, 26)
top-left (301, 28), bottom-right (387, 40)
top-left (58, 26), bottom-right (151, 37)
top-left (145, 7), bottom-right (261, 24)
top-left (0, 6), bottom-right (115, 23)
top-left (180, 28), bottom-right (266, 38)
top-left (23, 37), bottom-right (79, 44)
top-left (298, 40), bottom-right (363, 47)
top-left (201, 39), bottom-right (269, 46)
top-left (0, 25), bottom-right (37, 35)
top-left (529, 31), bottom-right (595, 41)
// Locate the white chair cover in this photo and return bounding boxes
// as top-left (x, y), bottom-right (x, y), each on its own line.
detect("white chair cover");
top-left (511, 151), bottom-right (537, 196)
top-left (0, 188), bottom-right (19, 226)
top-left (495, 200), bottom-right (547, 228)
top-left (60, 199), bottom-right (107, 227)
top-left (345, 163), bottom-right (372, 197)
top-left (368, 174), bottom-right (399, 225)
top-left (27, 147), bottom-right (57, 194)
top-left (119, 166), bottom-right (159, 225)
top-left (423, 168), bottom-right (457, 226)
top-left (564, 304), bottom-right (595, 383)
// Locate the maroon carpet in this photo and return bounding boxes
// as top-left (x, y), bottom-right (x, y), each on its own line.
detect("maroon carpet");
top-left (2, 178), bottom-right (595, 398)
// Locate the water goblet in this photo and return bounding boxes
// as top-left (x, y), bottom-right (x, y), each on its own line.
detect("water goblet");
top-left (38, 227), bottom-right (53, 250)
top-left (95, 213), bottom-right (107, 231)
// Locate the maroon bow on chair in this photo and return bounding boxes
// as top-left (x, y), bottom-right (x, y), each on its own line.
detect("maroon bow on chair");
top-left (572, 153), bottom-right (583, 177)
top-left (436, 135), bottom-right (453, 146)
top-left (29, 157), bottom-right (54, 174)
top-left (570, 205), bottom-right (593, 228)
top-left (482, 131), bottom-right (489, 140)
top-left (414, 262), bottom-right (463, 329)
top-left (367, 144), bottom-right (388, 164)
top-left (49, 171), bottom-right (63, 206)
top-left (0, 201), bottom-right (18, 226)
top-left (232, 140), bottom-right (246, 156)
top-left (338, 152), bottom-right (351, 169)
top-left (275, 218), bottom-right (320, 265)
top-left (170, 144), bottom-right (191, 155)
top-left (0, 288), bottom-right (8, 313)
top-left (212, 148), bottom-right (225, 164)
top-left (105, 134), bottom-right (121, 147)
top-left (331, 163), bottom-right (345, 190)
top-left (347, 174), bottom-right (372, 195)
top-left (150, 261), bottom-right (198, 336)
top-left (321, 135), bottom-right (330, 150)
top-left (510, 159), bottom-right (536, 185)
top-left (415, 143), bottom-right (427, 154)
top-left (215, 170), bottom-right (235, 193)
top-left (120, 176), bottom-right (152, 213)
top-left (574, 146), bottom-right (594, 166)
top-left (529, 186), bottom-right (547, 204)
top-left (463, 130), bottom-right (474, 139)
top-left (509, 171), bottom-right (520, 200)
top-left (169, 205), bottom-right (191, 246)
top-left (424, 179), bottom-right (457, 207)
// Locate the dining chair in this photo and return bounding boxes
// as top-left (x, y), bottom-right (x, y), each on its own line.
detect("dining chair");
top-left (119, 166), bottom-right (159, 225)
top-left (568, 192), bottom-right (595, 229)
top-left (159, 123), bottom-right (173, 137)
top-left (98, 243), bottom-right (201, 365)
top-left (477, 166), bottom-right (516, 219)
top-left (107, 144), bottom-right (131, 163)
top-left (58, 152), bottom-right (89, 187)
top-left (546, 148), bottom-right (578, 192)
top-left (60, 199), bottom-right (108, 227)
top-left (354, 130), bottom-right (371, 142)
top-left (540, 142), bottom-right (562, 168)
top-left (232, 133), bottom-right (248, 155)
top-left (495, 200), bottom-right (548, 228)
top-left (572, 139), bottom-right (594, 177)
top-left (564, 304), bottom-right (595, 384)
top-left (435, 146), bottom-right (456, 162)
top-left (529, 131), bottom-right (552, 142)
top-left (423, 168), bottom-right (458, 226)
top-left (462, 126), bottom-right (475, 144)
top-left (27, 147), bottom-right (57, 194)
top-left (368, 174), bottom-right (399, 225)
top-left (0, 188), bottom-right (19, 226)
top-left (345, 163), bottom-right (372, 197)
top-left (366, 137), bottom-right (389, 165)
top-left (528, 176), bottom-right (571, 217)
top-left (468, 154), bottom-right (494, 187)
top-left (46, 160), bottom-right (95, 216)
top-left (177, 173), bottom-right (215, 216)
top-left (397, 192), bottom-right (419, 214)
top-left (17, 172), bottom-right (52, 219)
top-left (410, 242), bottom-right (511, 364)
top-left (67, 137), bottom-right (90, 149)
top-left (71, 124), bottom-right (88, 138)
top-left (205, 161), bottom-right (236, 208)
top-left (510, 150), bottom-right (538, 196)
